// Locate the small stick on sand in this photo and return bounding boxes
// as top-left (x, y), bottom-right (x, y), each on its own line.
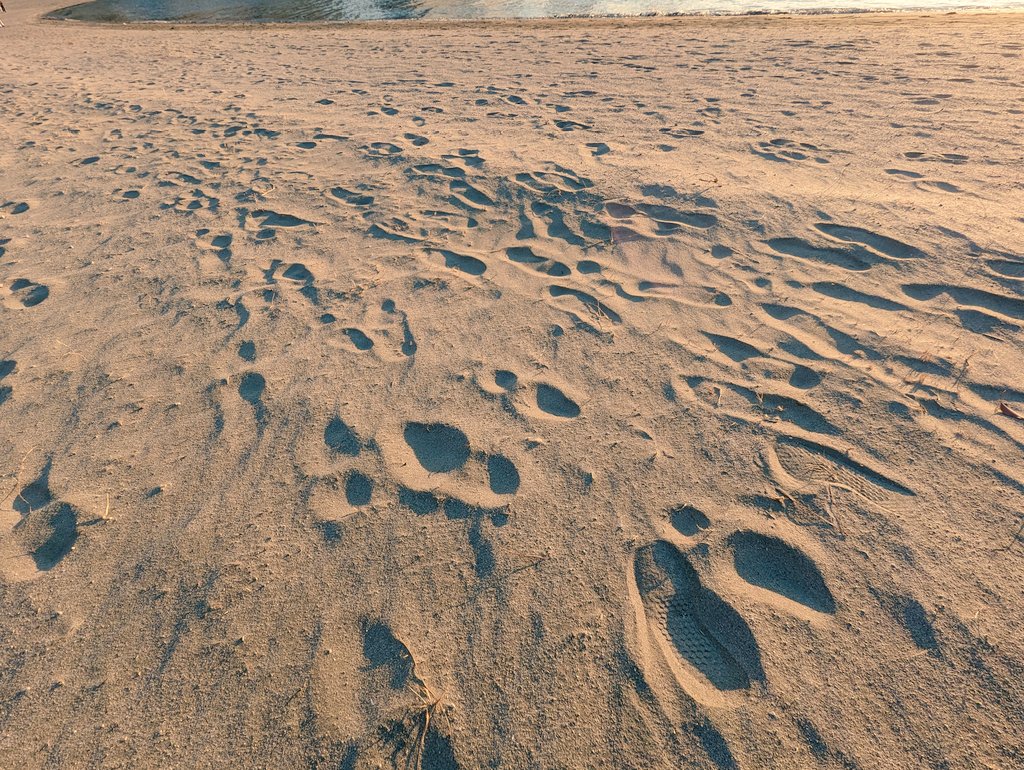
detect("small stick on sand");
top-left (997, 402), bottom-right (1024, 421)
top-left (996, 516), bottom-right (1024, 553)
top-left (1, 447), bottom-right (37, 506)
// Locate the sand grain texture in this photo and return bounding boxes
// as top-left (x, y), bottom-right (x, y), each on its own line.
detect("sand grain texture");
top-left (1, 4), bottom-right (1023, 768)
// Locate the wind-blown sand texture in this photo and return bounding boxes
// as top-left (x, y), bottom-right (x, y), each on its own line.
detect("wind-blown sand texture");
top-left (1, 3), bottom-right (1023, 768)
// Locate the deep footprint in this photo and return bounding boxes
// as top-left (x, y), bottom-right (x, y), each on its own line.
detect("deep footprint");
top-left (404, 422), bottom-right (470, 473)
top-left (325, 415), bottom-right (361, 456)
top-left (669, 505), bottom-right (711, 537)
top-left (536, 384), bottom-right (580, 418)
top-left (486, 454), bottom-right (520, 495)
top-left (634, 540), bottom-right (761, 692)
top-left (345, 471), bottom-right (374, 506)
top-left (729, 531), bottom-right (836, 613)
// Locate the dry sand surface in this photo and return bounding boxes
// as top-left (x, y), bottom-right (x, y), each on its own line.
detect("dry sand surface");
top-left (1, 3), bottom-right (1023, 768)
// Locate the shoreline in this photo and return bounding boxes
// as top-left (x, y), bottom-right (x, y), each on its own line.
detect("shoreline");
top-left (34, 2), bottom-right (1024, 30)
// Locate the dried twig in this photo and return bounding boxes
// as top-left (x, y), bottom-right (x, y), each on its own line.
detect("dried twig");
top-left (1, 446), bottom-right (37, 507)
top-left (996, 516), bottom-right (1024, 553)
top-left (997, 402), bottom-right (1024, 421)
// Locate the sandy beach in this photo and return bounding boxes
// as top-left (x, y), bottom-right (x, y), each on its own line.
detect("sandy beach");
top-left (1, 3), bottom-right (1023, 767)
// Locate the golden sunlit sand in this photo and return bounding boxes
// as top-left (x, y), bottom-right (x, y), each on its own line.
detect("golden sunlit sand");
top-left (1, 3), bottom-right (1023, 768)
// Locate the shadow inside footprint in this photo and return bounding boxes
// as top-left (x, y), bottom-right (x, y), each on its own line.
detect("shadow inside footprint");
top-left (11, 279), bottom-right (49, 307)
top-left (239, 372), bottom-right (265, 403)
top-left (343, 328), bottom-right (374, 350)
top-left (239, 372), bottom-right (267, 425)
top-left (404, 422), bottom-right (470, 473)
top-left (487, 454), bottom-right (520, 495)
top-left (421, 727), bottom-right (461, 770)
top-left (670, 505), bottom-right (710, 537)
top-left (634, 541), bottom-right (761, 692)
top-left (536, 384), bottom-right (580, 418)
top-left (13, 459), bottom-right (53, 515)
top-left (345, 471), bottom-right (374, 506)
top-left (32, 503), bottom-right (80, 570)
top-left (362, 619), bottom-right (414, 689)
top-left (729, 532), bottom-right (836, 614)
top-left (494, 370), bottom-right (518, 391)
top-left (399, 486), bottom-right (440, 515)
top-left (325, 416), bottom-right (361, 456)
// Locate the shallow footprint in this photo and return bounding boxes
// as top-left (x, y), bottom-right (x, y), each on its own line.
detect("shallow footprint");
top-left (729, 531), bottom-right (836, 614)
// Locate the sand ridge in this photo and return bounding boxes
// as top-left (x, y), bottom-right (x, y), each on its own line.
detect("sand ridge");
top-left (0, 3), bottom-right (1023, 768)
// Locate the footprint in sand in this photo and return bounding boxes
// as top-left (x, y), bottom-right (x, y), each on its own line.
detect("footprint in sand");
top-left (535, 383), bottom-right (580, 419)
top-left (321, 299), bottom-right (417, 361)
top-left (0, 458), bottom-right (83, 581)
top-left (345, 471), bottom-right (374, 506)
top-left (315, 415), bottom-right (515, 582)
top-left (164, 187), bottom-right (220, 216)
top-left (2, 278), bottom-right (50, 309)
top-left (728, 531), bottom-right (836, 614)
top-left (505, 246), bottom-right (571, 278)
top-left (238, 372), bottom-right (267, 428)
top-left (400, 421), bottom-right (521, 498)
top-left (634, 507), bottom-right (838, 705)
top-left (264, 259), bottom-right (320, 305)
top-left (602, 200), bottom-right (717, 238)
top-left (659, 126), bottom-right (704, 140)
top-left (403, 422), bottom-right (471, 473)
top-left (443, 148), bottom-right (484, 169)
top-left (360, 141), bottom-right (404, 159)
top-left (1, 200), bottom-right (31, 215)
top-left (554, 119), bottom-right (591, 132)
top-left (479, 368), bottom-right (583, 422)
top-left (350, 620), bottom-right (461, 768)
top-left (0, 359), bottom-right (15, 406)
top-left (669, 504), bottom-right (711, 537)
top-left (751, 137), bottom-right (832, 164)
top-left (423, 247), bottom-right (487, 277)
top-left (313, 415), bottom-right (380, 533)
top-left (325, 414), bottom-right (363, 457)
top-left (633, 540), bottom-right (762, 698)
top-left (343, 328), bottom-right (374, 351)
top-left (329, 186), bottom-right (375, 207)
top-left (381, 299), bottom-right (417, 357)
top-left (763, 433), bottom-right (914, 528)
top-left (194, 229), bottom-right (233, 264)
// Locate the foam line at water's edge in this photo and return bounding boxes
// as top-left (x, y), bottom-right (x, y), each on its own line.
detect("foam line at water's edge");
top-left (42, 1), bottom-right (1024, 25)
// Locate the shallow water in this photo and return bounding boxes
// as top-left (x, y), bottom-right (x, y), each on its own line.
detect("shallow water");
top-left (47, 0), bottom-right (1024, 23)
